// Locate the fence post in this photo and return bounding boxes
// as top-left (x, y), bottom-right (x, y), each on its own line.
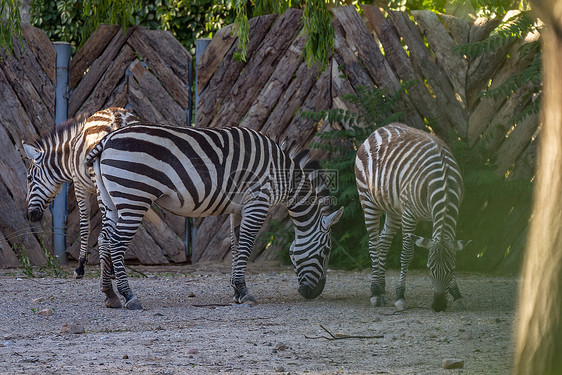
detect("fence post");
top-left (186, 38), bottom-right (212, 259)
top-left (52, 41), bottom-right (71, 264)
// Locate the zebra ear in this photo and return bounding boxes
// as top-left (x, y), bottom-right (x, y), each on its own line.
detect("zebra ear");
top-left (453, 240), bottom-right (471, 251)
top-left (408, 234), bottom-right (434, 249)
top-left (322, 206), bottom-right (344, 230)
top-left (22, 141), bottom-right (41, 161)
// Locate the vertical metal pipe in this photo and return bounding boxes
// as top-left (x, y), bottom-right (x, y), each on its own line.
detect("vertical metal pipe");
top-left (52, 42), bottom-right (71, 263)
top-left (186, 38), bottom-right (212, 259)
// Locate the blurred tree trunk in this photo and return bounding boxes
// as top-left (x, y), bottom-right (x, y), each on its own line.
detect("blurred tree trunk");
top-left (513, 1), bottom-right (562, 375)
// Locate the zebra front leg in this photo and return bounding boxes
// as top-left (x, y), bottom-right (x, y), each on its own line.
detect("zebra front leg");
top-left (73, 188), bottom-right (91, 279)
top-left (231, 204), bottom-right (268, 305)
top-left (371, 214), bottom-right (400, 308)
top-left (395, 225), bottom-right (416, 311)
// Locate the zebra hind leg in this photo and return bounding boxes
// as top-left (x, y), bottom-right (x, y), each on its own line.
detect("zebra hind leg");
top-left (449, 276), bottom-right (466, 311)
top-left (99, 236), bottom-right (121, 308)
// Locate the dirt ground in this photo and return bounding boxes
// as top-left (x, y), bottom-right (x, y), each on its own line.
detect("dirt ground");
top-left (0, 262), bottom-right (518, 375)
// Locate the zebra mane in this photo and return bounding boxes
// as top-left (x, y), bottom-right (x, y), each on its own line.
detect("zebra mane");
top-left (30, 113), bottom-right (90, 149)
top-left (282, 143), bottom-right (332, 211)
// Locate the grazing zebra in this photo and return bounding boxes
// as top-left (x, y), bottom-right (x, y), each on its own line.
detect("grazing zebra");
top-left (355, 123), bottom-right (469, 312)
top-left (23, 107), bottom-right (139, 278)
top-left (85, 124), bottom-right (343, 310)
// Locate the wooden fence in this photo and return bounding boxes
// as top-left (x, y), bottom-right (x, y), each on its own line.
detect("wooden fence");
top-left (0, 6), bottom-right (538, 269)
top-left (192, 6), bottom-right (539, 264)
top-left (0, 24), bottom-right (192, 266)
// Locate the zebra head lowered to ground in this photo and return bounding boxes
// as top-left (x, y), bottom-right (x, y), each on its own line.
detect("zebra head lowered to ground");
top-left (355, 123), bottom-right (470, 312)
top-left (85, 124), bottom-right (343, 310)
top-left (22, 108), bottom-right (139, 278)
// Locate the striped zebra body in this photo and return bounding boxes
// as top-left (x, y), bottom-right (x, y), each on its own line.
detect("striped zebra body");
top-left (355, 123), bottom-right (468, 312)
top-left (23, 107), bottom-right (139, 278)
top-left (86, 124), bottom-right (343, 309)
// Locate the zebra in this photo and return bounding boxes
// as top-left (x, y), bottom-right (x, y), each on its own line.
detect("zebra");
top-left (354, 123), bottom-right (469, 312)
top-left (85, 124), bottom-right (343, 310)
top-left (22, 107), bottom-right (140, 278)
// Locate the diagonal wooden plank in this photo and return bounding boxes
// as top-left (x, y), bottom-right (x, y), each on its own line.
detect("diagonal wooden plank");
top-left (362, 5), bottom-right (448, 135)
top-left (412, 10), bottom-right (469, 109)
top-left (196, 14), bottom-right (278, 128)
top-left (209, 8), bottom-right (303, 129)
top-left (333, 6), bottom-right (425, 130)
top-left (69, 24), bottom-right (120, 89)
top-left (69, 27), bottom-right (130, 116)
top-left (0, 53), bottom-right (53, 137)
top-left (101, 76), bottom-right (128, 109)
top-left (76, 44), bottom-right (136, 116)
top-left (129, 59), bottom-right (187, 127)
top-left (388, 10), bottom-right (468, 137)
top-left (21, 24), bottom-right (56, 85)
top-left (128, 74), bottom-right (168, 124)
top-left (197, 24), bottom-right (236, 95)
top-left (495, 112), bottom-right (539, 175)
top-left (127, 28), bottom-right (190, 110)
top-left (142, 29), bottom-right (192, 85)
top-left (239, 29), bottom-right (307, 131)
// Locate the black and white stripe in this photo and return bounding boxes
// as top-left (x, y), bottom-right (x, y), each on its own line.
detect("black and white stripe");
top-left (355, 123), bottom-right (468, 312)
top-left (23, 107), bottom-right (139, 277)
top-left (86, 124), bottom-right (343, 309)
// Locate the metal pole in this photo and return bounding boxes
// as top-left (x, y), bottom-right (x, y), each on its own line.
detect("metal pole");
top-left (186, 38), bottom-right (212, 259)
top-left (52, 42), bottom-right (71, 264)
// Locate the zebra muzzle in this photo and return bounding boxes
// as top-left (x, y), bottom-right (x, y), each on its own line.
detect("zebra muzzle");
top-left (432, 292), bottom-right (447, 312)
top-left (26, 209), bottom-right (43, 222)
top-left (298, 277), bottom-right (326, 300)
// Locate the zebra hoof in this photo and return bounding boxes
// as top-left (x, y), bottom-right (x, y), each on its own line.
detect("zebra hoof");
top-left (105, 295), bottom-right (122, 309)
top-left (241, 294), bottom-right (257, 306)
top-left (73, 269), bottom-right (84, 279)
top-left (395, 299), bottom-right (407, 311)
top-left (370, 295), bottom-right (385, 307)
top-left (451, 298), bottom-right (466, 311)
top-left (124, 296), bottom-right (143, 310)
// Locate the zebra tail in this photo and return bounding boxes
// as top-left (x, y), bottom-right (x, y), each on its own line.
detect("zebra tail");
top-left (85, 139), bottom-right (106, 167)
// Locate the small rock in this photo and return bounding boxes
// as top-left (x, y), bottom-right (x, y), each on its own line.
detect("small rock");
top-left (187, 348), bottom-right (198, 355)
top-left (123, 354), bottom-right (129, 359)
top-left (459, 332), bottom-right (473, 341)
top-left (37, 309), bottom-right (53, 317)
top-left (442, 358), bottom-right (464, 369)
top-left (188, 292), bottom-right (196, 298)
top-left (61, 323), bottom-right (85, 334)
top-left (31, 297), bottom-right (45, 304)
top-left (274, 366), bottom-right (285, 372)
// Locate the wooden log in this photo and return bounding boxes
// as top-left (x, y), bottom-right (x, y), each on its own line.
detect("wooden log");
top-left (260, 59), bottom-right (321, 139)
top-left (362, 5), bottom-right (448, 135)
top-left (411, 10), bottom-right (468, 109)
top-left (469, 17), bottom-right (502, 43)
top-left (0, 51), bottom-right (54, 137)
top-left (197, 24), bottom-right (236, 95)
top-left (127, 28), bottom-right (190, 110)
top-left (0, 67), bottom-right (43, 142)
top-left (101, 76), bottom-right (128, 110)
top-left (0, 180), bottom-right (46, 265)
top-left (77, 44), bottom-right (136, 116)
top-left (238, 29), bottom-right (307, 131)
top-left (508, 139), bottom-right (537, 182)
top-left (128, 73), bottom-right (168, 124)
top-left (439, 13), bottom-right (470, 45)
top-left (141, 29), bottom-right (192, 86)
top-left (69, 27), bottom-right (129, 116)
top-left (0, 230), bottom-right (20, 267)
top-left (127, 224), bottom-right (169, 264)
top-left (495, 112), bottom-right (539, 175)
top-left (196, 14), bottom-right (278, 128)
top-left (69, 24), bottom-right (120, 89)
top-left (282, 62), bottom-right (331, 149)
top-left (477, 81), bottom-right (539, 155)
top-left (467, 36), bottom-right (539, 145)
top-left (192, 215), bottom-right (231, 263)
top-left (143, 208), bottom-right (186, 263)
top-left (128, 59), bottom-right (186, 127)
top-left (0, 126), bottom-right (28, 209)
top-left (21, 24), bottom-right (56, 85)
top-left (18, 27), bottom-right (56, 114)
top-left (208, 9), bottom-right (303, 129)
top-left (388, 10), bottom-right (468, 136)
